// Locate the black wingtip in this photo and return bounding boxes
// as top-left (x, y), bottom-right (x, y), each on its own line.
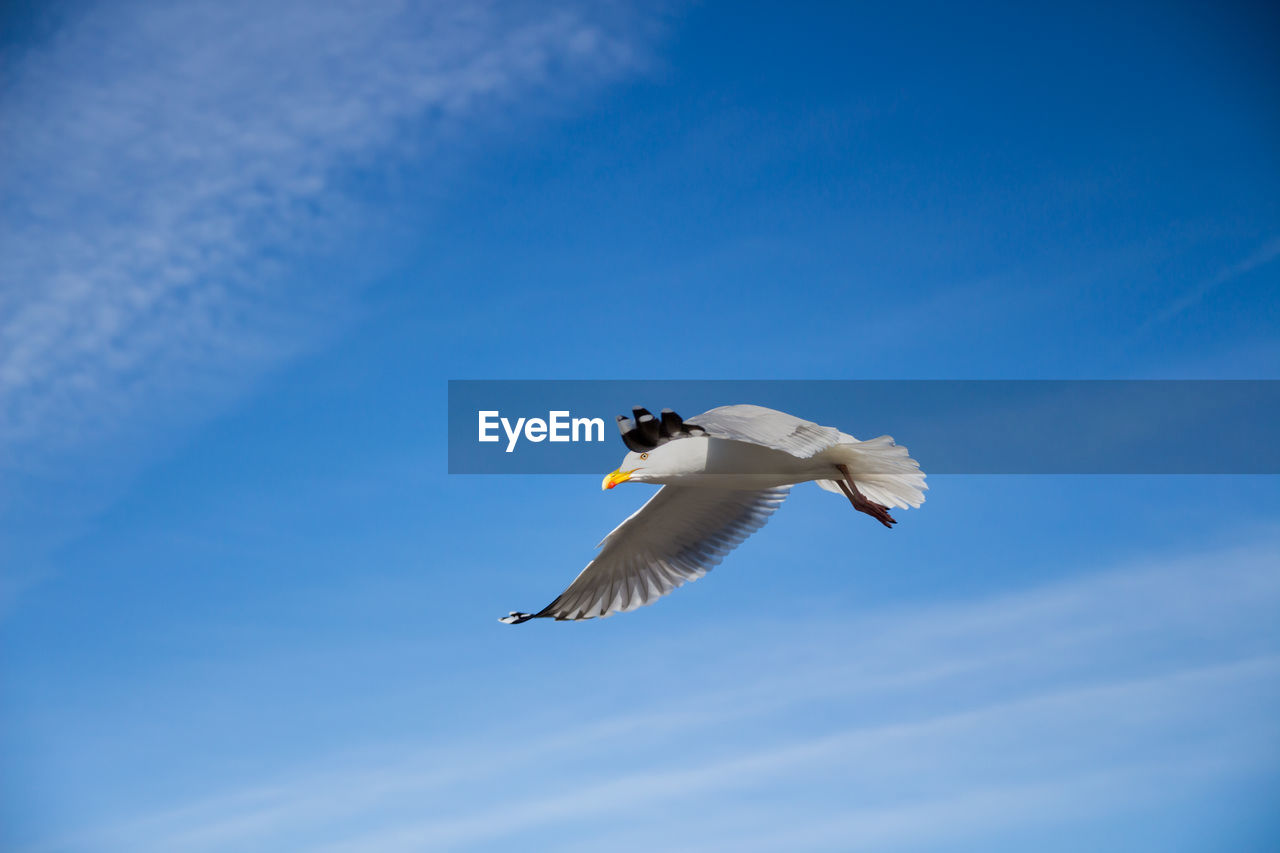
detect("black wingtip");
top-left (659, 408), bottom-right (683, 438)
top-left (499, 611), bottom-right (536, 625)
top-left (619, 408), bottom-right (658, 451)
top-left (617, 405), bottom-right (705, 451)
top-left (633, 407), bottom-right (660, 445)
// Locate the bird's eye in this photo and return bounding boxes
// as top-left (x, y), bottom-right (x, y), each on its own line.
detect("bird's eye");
top-left (640, 452), bottom-right (648, 460)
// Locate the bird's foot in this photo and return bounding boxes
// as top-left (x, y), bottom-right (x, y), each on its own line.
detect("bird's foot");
top-left (836, 465), bottom-right (897, 529)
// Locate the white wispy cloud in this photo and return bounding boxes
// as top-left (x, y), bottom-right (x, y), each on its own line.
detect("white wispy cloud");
top-left (0, 0), bottom-right (647, 465)
top-left (34, 536), bottom-right (1280, 852)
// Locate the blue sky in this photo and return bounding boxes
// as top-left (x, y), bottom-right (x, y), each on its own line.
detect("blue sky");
top-left (2, 1), bottom-right (1279, 850)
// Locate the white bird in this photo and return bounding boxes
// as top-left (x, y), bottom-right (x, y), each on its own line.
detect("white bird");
top-left (500, 404), bottom-right (926, 624)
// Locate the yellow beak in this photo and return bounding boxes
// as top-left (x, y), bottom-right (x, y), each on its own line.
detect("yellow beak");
top-left (602, 468), bottom-right (636, 490)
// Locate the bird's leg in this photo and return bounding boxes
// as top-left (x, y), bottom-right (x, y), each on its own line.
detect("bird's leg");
top-left (836, 464), bottom-right (896, 528)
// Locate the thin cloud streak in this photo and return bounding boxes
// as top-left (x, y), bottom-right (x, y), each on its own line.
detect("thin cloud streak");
top-left (677, 750), bottom-right (1263, 853)
top-left (315, 659), bottom-right (1276, 852)
top-left (35, 536), bottom-right (1280, 852)
top-left (1143, 235), bottom-right (1280, 330)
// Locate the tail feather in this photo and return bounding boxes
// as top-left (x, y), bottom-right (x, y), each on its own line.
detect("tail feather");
top-left (817, 435), bottom-right (927, 510)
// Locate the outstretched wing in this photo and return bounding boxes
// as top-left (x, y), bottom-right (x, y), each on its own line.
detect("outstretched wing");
top-left (689, 404), bottom-right (849, 459)
top-left (501, 485), bottom-right (790, 623)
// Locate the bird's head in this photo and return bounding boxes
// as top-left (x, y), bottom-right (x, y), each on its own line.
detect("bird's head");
top-left (602, 439), bottom-right (707, 489)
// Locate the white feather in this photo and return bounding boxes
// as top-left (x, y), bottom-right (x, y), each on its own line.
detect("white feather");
top-left (516, 486), bottom-right (789, 622)
top-left (689, 404), bottom-right (846, 458)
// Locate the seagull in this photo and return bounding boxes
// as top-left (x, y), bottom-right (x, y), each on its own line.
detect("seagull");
top-left (500, 404), bottom-right (926, 624)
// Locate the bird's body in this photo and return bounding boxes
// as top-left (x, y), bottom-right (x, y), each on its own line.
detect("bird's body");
top-left (623, 436), bottom-right (831, 489)
top-left (501, 404), bottom-right (926, 624)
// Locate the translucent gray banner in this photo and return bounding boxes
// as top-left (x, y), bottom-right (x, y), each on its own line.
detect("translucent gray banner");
top-left (447, 380), bottom-right (1280, 474)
